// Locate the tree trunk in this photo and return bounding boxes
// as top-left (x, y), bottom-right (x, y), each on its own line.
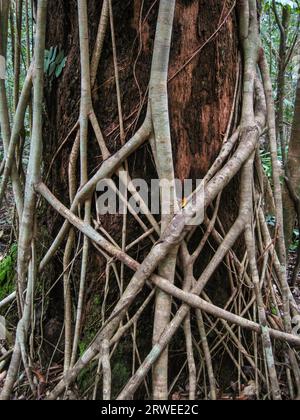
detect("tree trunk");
top-left (2, 0), bottom-right (299, 401)
top-left (43, 0), bottom-right (238, 397)
top-left (273, 2), bottom-right (290, 164)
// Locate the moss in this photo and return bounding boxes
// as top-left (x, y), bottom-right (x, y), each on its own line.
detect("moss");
top-left (77, 360), bottom-right (98, 393)
top-left (78, 294), bottom-right (102, 356)
top-left (0, 244), bottom-right (17, 301)
top-left (111, 358), bottom-right (131, 397)
top-left (79, 329), bottom-right (95, 358)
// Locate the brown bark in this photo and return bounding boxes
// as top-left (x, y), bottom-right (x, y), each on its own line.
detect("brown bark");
top-left (42, 0), bottom-right (238, 395)
top-left (45, 0), bottom-right (237, 188)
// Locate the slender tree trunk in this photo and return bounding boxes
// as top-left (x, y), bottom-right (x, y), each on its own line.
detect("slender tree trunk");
top-left (284, 69), bottom-right (300, 273)
top-left (273, 2), bottom-right (290, 164)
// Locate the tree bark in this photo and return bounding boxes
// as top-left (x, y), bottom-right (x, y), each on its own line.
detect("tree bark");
top-left (44, 0), bottom-right (238, 380)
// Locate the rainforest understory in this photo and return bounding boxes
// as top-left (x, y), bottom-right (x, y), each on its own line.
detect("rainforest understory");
top-left (0, 0), bottom-right (300, 401)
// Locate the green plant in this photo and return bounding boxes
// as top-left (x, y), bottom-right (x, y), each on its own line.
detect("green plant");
top-left (266, 214), bottom-right (276, 227)
top-left (260, 147), bottom-right (287, 182)
top-left (264, 0), bottom-right (300, 12)
top-left (111, 360), bottom-right (131, 396)
top-left (44, 46), bottom-right (67, 80)
top-left (0, 244), bottom-right (17, 300)
top-left (261, 150), bottom-right (273, 179)
top-left (290, 228), bottom-right (299, 251)
top-left (77, 361), bottom-right (98, 393)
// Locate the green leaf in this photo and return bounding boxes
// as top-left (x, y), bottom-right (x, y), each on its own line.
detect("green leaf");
top-left (264, 0), bottom-right (300, 12)
top-left (0, 244), bottom-right (17, 300)
top-left (45, 46), bottom-right (58, 75)
top-left (50, 46), bottom-right (58, 63)
top-left (277, 0), bottom-right (298, 7)
top-left (44, 46), bottom-right (67, 78)
top-left (55, 57), bottom-right (67, 78)
top-left (48, 61), bottom-right (56, 76)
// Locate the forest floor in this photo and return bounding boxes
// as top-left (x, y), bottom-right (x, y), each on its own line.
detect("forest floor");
top-left (0, 248), bottom-right (299, 400)
top-left (0, 159), bottom-right (300, 398)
